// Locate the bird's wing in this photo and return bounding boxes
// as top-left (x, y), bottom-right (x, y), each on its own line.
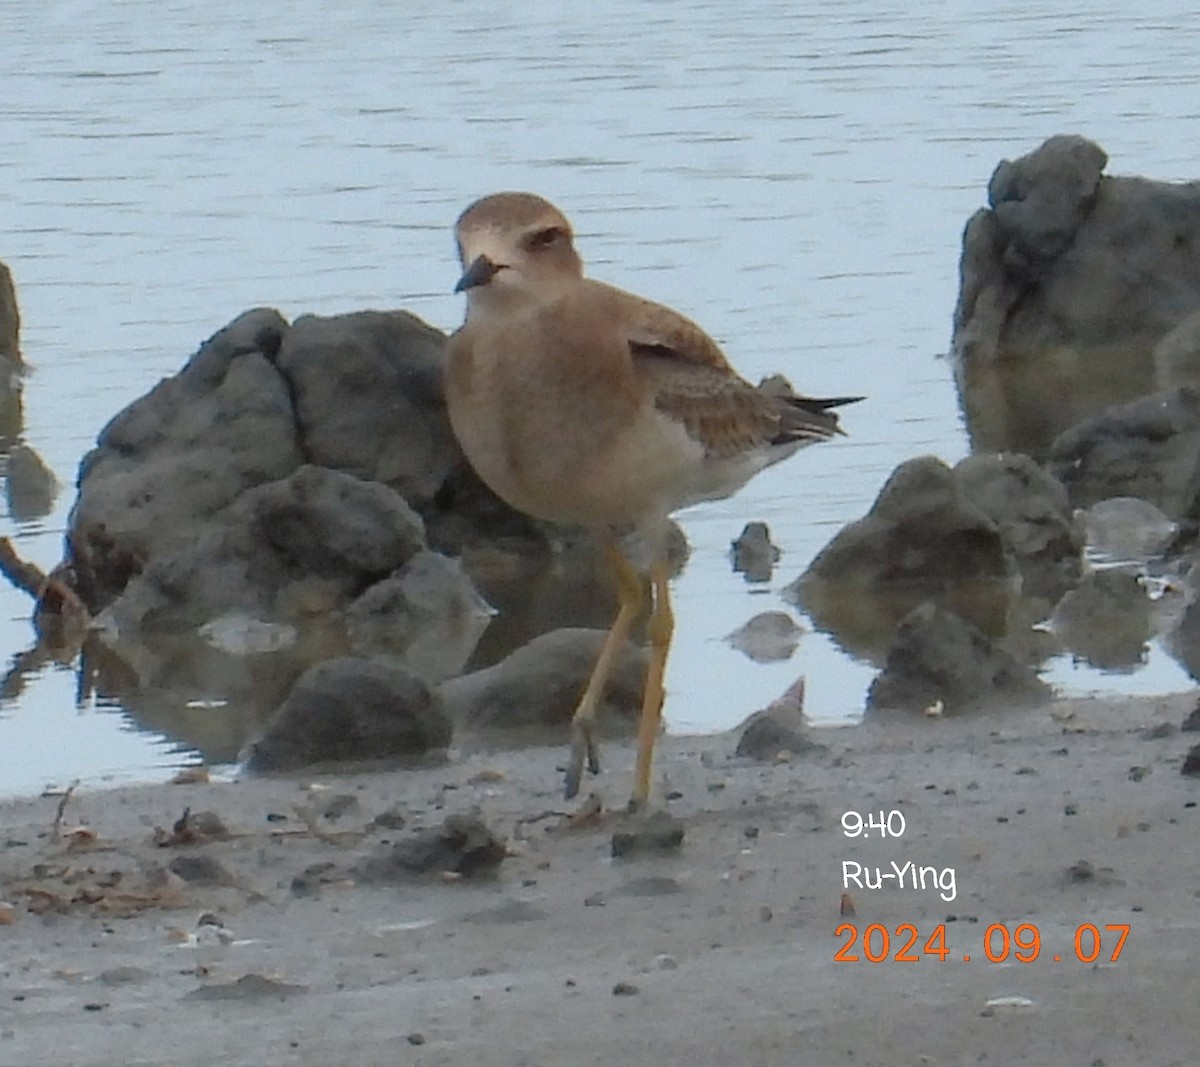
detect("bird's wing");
top-left (635, 355), bottom-right (851, 457)
top-left (583, 282), bottom-right (854, 456)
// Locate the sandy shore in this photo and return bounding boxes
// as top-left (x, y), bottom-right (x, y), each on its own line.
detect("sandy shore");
top-left (2, 690), bottom-right (1199, 1066)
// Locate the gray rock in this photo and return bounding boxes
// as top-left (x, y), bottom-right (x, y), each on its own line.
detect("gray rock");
top-left (953, 135), bottom-right (1200, 457)
top-left (244, 656), bottom-right (451, 772)
top-left (345, 550), bottom-right (492, 681)
top-left (70, 308), bottom-right (300, 609)
top-left (1047, 388), bottom-right (1200, 519)
top-left (441, 627), bottom-right (646, 735)
top-left (986, 134), bottom-right (1107, 264)
top-left (953, 452), bottom-right (1082, 604)
top-left (275, 310), bottom-right (457, 507)
top-left (353, 813), bottom-right (506, 882)
top-left (1153, 309), bottom-right (1200, 392)
top-left (867, 602), bottom-right (1051, 713)
top-left (789, 456), bottom-right (1017, 654)
top-left (734, 677), bottom-right (816, 760)
top-left (1164, 587), bottom-right (1200, 684)
top-left (98, 464), bottom-right (426, 636)
top-left (730, 521), bottom-right (780, 583)
top-left (1079, 497), bottom-right (1179, 562)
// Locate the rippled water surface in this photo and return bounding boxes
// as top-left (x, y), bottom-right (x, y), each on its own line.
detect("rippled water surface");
top-left (3, 0), bottom-right (1200, 794)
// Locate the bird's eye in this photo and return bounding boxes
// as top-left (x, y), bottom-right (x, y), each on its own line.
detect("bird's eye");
top-left (526, 226), bottom-right (564, 251)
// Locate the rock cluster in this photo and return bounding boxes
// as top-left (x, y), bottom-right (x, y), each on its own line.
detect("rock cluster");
top-left (65, 308), bottom-right (638, 768)
top-left (49, 134), bottom-right (1200, 763)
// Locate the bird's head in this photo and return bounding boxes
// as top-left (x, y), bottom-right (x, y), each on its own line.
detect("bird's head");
top-left (453, 192), bottom-right (583, 304)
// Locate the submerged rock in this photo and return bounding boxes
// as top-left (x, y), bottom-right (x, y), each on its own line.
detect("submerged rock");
top-left (730, 521), bottom-right (780, 583)
top-left (793, 452), bottom-right (1085, 660)
top-left (953, 452), bottom-right (1083, 605)
top-left (441, 627), bottom-right (646, 736)
top-left (1047, 388), bottom-right (1200, 520)
top-left (63, 307), bottom-right (604, 746)
top-left (1153, 309), bottom-right (1200, 393)
top-left (345, 549), bottom-right (492, 682)
top-left (96, 464), bottom-right (426, 637)
top-left (245, 656), bottom-right (451, 772)
top-left (789, 456), bottom-right (1017, 654)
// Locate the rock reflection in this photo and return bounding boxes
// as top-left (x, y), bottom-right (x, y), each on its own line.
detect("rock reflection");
top-left (0, 260), bottom-right (57, 521)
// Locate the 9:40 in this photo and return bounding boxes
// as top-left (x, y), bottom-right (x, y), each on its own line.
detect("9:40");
top-left (841, 810), bottom-right (906, 839)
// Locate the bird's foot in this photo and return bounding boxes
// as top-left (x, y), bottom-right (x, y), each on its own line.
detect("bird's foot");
top-left (564, 719), bottom-right (601, 799)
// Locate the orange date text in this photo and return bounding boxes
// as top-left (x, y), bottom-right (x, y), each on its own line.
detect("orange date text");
top-left (833, 922), bottom-right (1130, 964)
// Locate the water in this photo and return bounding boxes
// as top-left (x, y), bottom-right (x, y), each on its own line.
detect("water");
top-left (3, 0), bottom-right (1198, 795)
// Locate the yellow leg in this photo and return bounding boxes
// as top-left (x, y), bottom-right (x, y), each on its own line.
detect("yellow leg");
top-left (565, 542), bottom-right (646, 799)
top-left (629, 559), bottom-right (673, 813)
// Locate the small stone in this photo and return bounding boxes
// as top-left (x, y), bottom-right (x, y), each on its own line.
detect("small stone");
top-left (317, 794), bottom-right (360, 820)
top-left (370, 805), bottom-right (407, 830)
top-left (735, 677), bottom-right (817, 761)
top-left (1128, 766), bottom-right (1150, 782)
top-left (654, 954), bottom-right (678, 970)
top-left (730, 521), bottom-right (781, 582)
top-left (406, 1033), bottom-right (426, 1046)
top-left (186, 973), bottom-right (307, 1001)
top-left (354, 813), bottom-right (507, 883)
top-left (612, 980), bottom-right (639, 996)
top-left (1068, 860), bottom-right (1095, 883)
top-left (1183, 743), bottom-right (1200, 777)
top-left (290, 862), bottom-right (343, 897)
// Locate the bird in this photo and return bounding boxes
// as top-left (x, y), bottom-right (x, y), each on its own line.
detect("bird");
top-left (444, 192), bottom-right (859, 811)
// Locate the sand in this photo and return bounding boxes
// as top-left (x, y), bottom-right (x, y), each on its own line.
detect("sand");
top-left (1, 691), bottom-right (1198, 1066)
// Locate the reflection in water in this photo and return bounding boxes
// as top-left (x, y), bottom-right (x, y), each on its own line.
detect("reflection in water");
top-left (793, 574), bottom-right (1018, 666)
top-left (954, 345), bottom-right (1157, 460)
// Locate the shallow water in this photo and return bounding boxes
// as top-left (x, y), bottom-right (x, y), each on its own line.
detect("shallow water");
top-left (3, 0), bottom-right (1199, 795)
